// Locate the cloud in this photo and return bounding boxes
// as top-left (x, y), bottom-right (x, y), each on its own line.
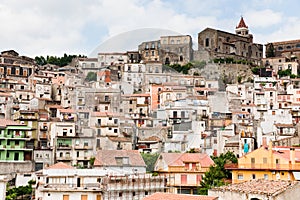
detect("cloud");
top-left (0, 0), bottom-right (299, 57)
top-left (244, 9), bottom-right (283, 28)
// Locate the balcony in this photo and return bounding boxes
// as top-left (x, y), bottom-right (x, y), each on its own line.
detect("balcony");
top-left (57, 144), bottom-right (72, 150)
top-left (74, 145), bottom-right (93, 150)
top-left (225, 163), bottom-right (300, 170)
top-left (56, 156), bottom-right (72, 161)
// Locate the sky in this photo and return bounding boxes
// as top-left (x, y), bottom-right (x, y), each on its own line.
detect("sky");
top-left (0, 0), bottom-right (299, 57)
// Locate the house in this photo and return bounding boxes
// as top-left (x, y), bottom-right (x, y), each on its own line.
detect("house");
top-left (142, 192), bottom-right (218, 200)
top-left (154, 152), bottom-right (214, 194)
top-left (226, 142), bottom-right (300, 184)
top-left (35, 162), bottom-right (165, 200)
top-left (0, 119), bottom-right (33, 174)
top-left (94, 150), bottom-right (147, 174)
top-left (208, 179), bottom-right (300, 200)
top-left (265, 39), bottom-right (300, 58)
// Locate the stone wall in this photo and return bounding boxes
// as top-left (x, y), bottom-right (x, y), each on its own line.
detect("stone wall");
top-left (0, 161), bottom-right (33, 175)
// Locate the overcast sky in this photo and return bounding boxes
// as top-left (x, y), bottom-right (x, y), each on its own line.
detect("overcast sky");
top-left (1, 0), bottom-right (299, 57)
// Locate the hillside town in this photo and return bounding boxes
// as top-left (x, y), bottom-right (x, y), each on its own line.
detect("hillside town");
top-left (1, 17), bottom-right (300, 200)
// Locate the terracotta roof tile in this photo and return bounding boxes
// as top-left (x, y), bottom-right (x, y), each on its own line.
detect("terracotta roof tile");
top-left (0, 119), bottom-right (24, 127)
top-left (46, 162), bottom-right (74, 169)
top-left (211, 179), bottom-right (297, 196)
top-left (94, 150), bottom-right (146, 167)
top-left (236, 17), bottom-right (248, 29)
top-left (142, 192), bottom-right (218, 200)
top-left (160, 153), bottom-right (214, 168)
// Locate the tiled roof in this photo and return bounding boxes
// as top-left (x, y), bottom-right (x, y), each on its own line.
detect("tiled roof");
top-left (92, 112), bottom-right (119, 117)
top-left (58, 108), bottom-right (75, 113)
top-left (108, 136), bottom-right (131, 142)
top-left (46, 162), bottom-right (74, 169)
top-left (160, 153), bottom-right (214, 168)
top-left (236, 17), bottom-right (248, 29)
top-left (142, 192), bottom-right (218, 200)
top-left (211, 179), bottom-right (297, 196)
top-left (274, 123), bottom-right (294, 128)
top-left (140, 136), bottom-right (161, 142)
top-left (94, 150), bottom-right (146, 167)
top-left (272, 39), bottom-right (300, 46)
top-left (0, 119), bottom-right (24, 127)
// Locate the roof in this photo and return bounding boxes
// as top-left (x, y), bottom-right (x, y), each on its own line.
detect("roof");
top-left (46, 162), bottom-right (74, 169)
top-left (142, 192), bottom-right (218, 200)
top-left (0, 119), bottom-right (24, 127)
top-left (159, 153), bottom-right (214, 168)
top-left (211, 179), bottom-right (298, 196)
top-left (94, 150), bottom-right (146, 167)
top-left (271, 39), bottom-right (300, 46)
top-left (236, 17), bottom-right (248, 29)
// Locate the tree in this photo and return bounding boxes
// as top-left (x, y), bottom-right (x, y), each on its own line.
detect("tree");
top-left (34, 54), bottom-right (85, 67)
top-left (140, 152), bottom-right (159, 172)
top-left (198, 151), bottom-right (237, 195)
top-left (85, 72), bottom-right (97, 82)
top-left (266, 43), bottom-right (275, 58)
top-left (6, 180), bottom-right (35, 200)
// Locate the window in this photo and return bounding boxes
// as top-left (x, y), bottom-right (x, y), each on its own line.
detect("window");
top-left (114, 119), bottom-right (118, 124)
top-left (151, 51), bottom-right (154, 56)
top-left (264, 174), bottom-right (269, 180)
top-left (81, 195), bottom-right (88, 200)
top-left (252, 174), bottom-right (256, 179)
top-left (114, 129), bottom-right (118, 133)
top-left (251, 158), bottom-right (255, 164)
top-left (205, 38), bottom-right (209, 47)
top-left (276, 159), bottom-right (280, 164)
top-left (263, 157), bottom-right (267, 164)
top-left (237, 174), bottom-right (243, 180)
top-left (119, 192), bottom-right (123, 197)
top-left (63, 195), bottom-right (69, 200)
top-left (181, 174), bottom-right (187, 184)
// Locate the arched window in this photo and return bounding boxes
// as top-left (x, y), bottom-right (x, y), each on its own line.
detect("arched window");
top-left (278, 46), bottom-right (283, 51)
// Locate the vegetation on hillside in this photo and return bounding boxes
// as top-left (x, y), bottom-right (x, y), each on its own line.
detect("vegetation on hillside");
top-left (198, 151), bottom-right (238, 195)
top-left (35, 54), bottom-right (86, 67)
top-left (6, 180), bottom-right (35, 200)
top-left (85, 71), bottom-right (97, 82)
top-left (140, 152), bottom-right (159, 172)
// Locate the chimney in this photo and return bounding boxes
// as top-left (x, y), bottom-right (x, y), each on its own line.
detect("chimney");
top-left (290, 148), bottom-right (295, 165)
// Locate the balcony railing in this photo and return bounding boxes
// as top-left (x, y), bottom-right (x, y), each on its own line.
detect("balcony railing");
top-left (225, 163), bottom-right (300, 170)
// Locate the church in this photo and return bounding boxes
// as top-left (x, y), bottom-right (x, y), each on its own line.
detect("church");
top-left (198, 17), bottom-right (263, 65)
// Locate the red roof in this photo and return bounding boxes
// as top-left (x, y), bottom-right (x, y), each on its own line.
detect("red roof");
top-left (94, 150), bottom-right (146, 167)
top-left (0, 119), bottom-right (24, 127)
top-left (159, 153), bottom-right (214, 168)
top-left (236, 17), bottom-right (248, 28)
top-left (142, 192), bottom-right (218, 200)
top-left (46, 162), bottom-right (74, 169)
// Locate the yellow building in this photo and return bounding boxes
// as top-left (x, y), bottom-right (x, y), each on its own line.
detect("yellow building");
top-left (227, 142), bottom-right (300, 183)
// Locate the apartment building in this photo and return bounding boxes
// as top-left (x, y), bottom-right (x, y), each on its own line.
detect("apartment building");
top-left (227, 142), bottom-right (300, 184)
top-left (154, 152), bottom-right (214, 194)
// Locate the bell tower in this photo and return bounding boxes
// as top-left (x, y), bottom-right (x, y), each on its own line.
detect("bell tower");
top-left (235, 17), bottom-right (249, 37)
